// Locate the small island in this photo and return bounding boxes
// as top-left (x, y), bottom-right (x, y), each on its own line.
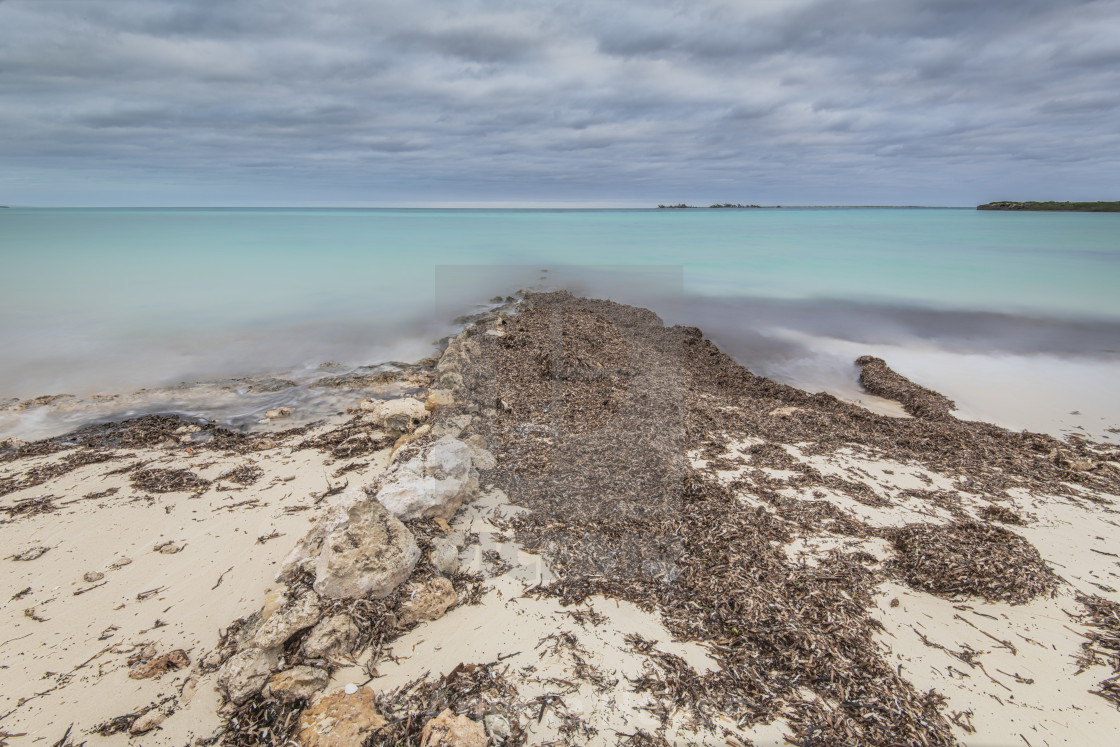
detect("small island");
top-left (657, 203), bottom-right (770, 209)
top-left (977, 200), bottom-right (1120, 212)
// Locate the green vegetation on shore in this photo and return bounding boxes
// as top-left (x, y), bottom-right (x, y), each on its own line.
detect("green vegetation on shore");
top-left (977, 201), bottom-right (1120, 212)
top-left (657, 203), bottom-right (772, 209)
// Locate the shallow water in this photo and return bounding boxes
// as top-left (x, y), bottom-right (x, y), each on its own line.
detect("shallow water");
top-left (2, 207), bottom-right (1118, 441)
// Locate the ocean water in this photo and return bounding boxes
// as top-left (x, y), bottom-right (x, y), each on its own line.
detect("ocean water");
top-left (1, 207), bottom-right (1118, 440)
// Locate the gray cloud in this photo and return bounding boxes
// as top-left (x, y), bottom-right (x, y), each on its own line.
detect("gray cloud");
top-left (0, 0), bottom-right (1118, 205)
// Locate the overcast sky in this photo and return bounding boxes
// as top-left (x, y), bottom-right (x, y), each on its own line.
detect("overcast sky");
top-left (1, 0), bottom-right (1118, 206)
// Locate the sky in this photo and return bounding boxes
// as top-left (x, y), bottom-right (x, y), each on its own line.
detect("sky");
top-left (1, 0), bottom-right (1118, 207)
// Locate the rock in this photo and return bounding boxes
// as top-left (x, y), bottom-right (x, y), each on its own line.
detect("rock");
top-left (437, 371), bottom-right (465, 391)
top-left (266, 407), bottom-right (292, 419)
top-left (83, 571), bottom-right (105, 583)
top-left (375, 437), bottom-right (478, 521)
top-left (129, 649), bottom-right (190, 679)
top-left (266, 665), bottom-right (329, 704)
top-left (368, 397), bottom-right (428, 432)
top-left (420, 708), bottom-right (487, 747)
top-left (429, 538), bottom-right (460, 575)
top-left (279, 488), bottom-right (420, 600)
top-left (484, 328), bottom-right (505, 337)
top-left (154, 541), bottom-right (182, 554)
top-left (218, 647), bottom-right (279, 705)
top-left (398, 577), bottom-right (458, 626)
top-left (296, 686), bottom-right (387, 747)
top-left (466, 438), bottom-right (496, 471)
top-left (484, 713), bottom-right (512, 742)
top-left (302, 615), bottom-right (360, 660)
top-left (769, 406), bottom-right (803, 418)
top-left (251, 592), bottom-right (322, 649)
top-left (425, 390), bottom-right (455, 411)
top-left (130, 708), bottom-right (167, 735)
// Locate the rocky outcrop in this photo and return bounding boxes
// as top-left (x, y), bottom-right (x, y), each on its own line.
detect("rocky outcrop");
top-left (360, 396), bottom-right (429, 432)
top-left (278, 488), bottom-right (420, 600)
top-left (398, 577), bottom-right (458, 626)
top-left (420, 708), bottom-right (487, 747)
top-left (375, 437), bottom-right (478, 521)
top-left (296, 687), bottom-right (387, 747)
top-left (302, 615), bottom-right (360, 660)
top-left (463, 434), bottom-right (496, 471)
top-left (218, 647), bottom-right (280, 705)
top-left (265, 665), bottom-right (329, 704)
top-left (250, 592), bottom-right (321, 649)
top-left (429, 533), bottom-right (463, 575)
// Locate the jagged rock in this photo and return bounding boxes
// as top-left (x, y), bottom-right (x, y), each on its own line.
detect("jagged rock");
top-left (266, 665), bottom-right (329, 704)
top-left (420, 708), bottom-right (487, 747)
top-left (429, 537), bottom-right (460, 575)
top-left (437, 371), bottom-right (464, 391)
top-left (463, 435), bottom-right (496, 471)
top-left (218, 647), bottom-right (279, 704)
top-left (266, 407), bottom-right (292, 418)
top-left (297, 687), bottom-right (386, 747)
top-left (130, 708), bottom-right (167, 735)
top-left (279, 488), bottom-right (420, 599)
top-left (432, 414), bottom-right (475, 440)
top-left (251, 592), bottom-right (322, 649)
top-left (375, 437), bottom-right (478, 521)
top-left (302, 615), bottom-right (360, 660)
top-left (426, 390), bottom-right (455, 411)
top-left (398, 577), bottom-right (458, 626)
top-left (361, 397), bottom-right (429, 431)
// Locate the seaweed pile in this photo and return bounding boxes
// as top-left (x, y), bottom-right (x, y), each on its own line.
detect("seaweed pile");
top-left (856, 355), bottom-right (956, 420)
top-left (0, 415), bottom-right (308, 499)
top-left (886, 522), bottom-right (1057, 604)
top-left (1075, 593), bottom-right (1120, 707)
top-left (446, 291), bottom-right (1119, 745)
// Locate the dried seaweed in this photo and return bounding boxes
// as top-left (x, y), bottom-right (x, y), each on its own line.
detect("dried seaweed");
top-left (1073, 594), bottom-right (1120, 707)
top-left (220, 464), bottom-right (265, 485)
top-left (0, 449), bottom-right (122, 497)
top-left (455, 292), bottom-right (963, 745)
top-left (372, 661), bottom-right (524, 745)
top-left (1, 495), bottom-right (57, 521)
top-left (977, 504), bottom-right (1026, 525)
top-left (856, 355), bottom-right (957, 420)
top-left (298, 416), bottom-right (394, 459)
top-left (886, 522), bottom-right (1057, 604)
top-left (130, 468), bottom-right (211, 494)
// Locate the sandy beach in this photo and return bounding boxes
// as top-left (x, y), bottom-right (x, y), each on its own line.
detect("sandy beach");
top-left (2, 292), bottom-right (1119, 746)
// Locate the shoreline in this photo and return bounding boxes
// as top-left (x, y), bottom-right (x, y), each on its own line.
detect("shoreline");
top-left (2, 292), bottom-right (1119, 745)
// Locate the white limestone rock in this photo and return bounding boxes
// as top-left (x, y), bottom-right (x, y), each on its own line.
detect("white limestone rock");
top-left (375, 437), bottom-right (478, 521)
top-left (278, 488), bottom-right (420, 600)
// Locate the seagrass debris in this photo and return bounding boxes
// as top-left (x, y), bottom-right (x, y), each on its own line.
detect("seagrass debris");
top-left (885, 522), bottom-right (1058, 604)
top-left (449, 291), bottom-right (1119, 744)
top-left (1074, 593), bottom-right (1120, 707)
top-left (856, 355), bottom-right (956, 420)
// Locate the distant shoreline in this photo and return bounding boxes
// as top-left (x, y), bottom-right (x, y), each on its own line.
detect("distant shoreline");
top-left (977, 200), bottom-right (1120, 212)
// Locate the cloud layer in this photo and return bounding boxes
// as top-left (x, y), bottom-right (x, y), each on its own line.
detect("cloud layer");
top-left (2, 0), bottom-right (1118, 205)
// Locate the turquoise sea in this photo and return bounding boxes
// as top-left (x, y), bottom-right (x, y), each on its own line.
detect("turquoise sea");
top-left (2, 207), bottom-right (1119, 440)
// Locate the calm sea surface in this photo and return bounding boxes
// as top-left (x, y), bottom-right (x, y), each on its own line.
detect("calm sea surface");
top-left (2, 207), bottom-right (1118, 439)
